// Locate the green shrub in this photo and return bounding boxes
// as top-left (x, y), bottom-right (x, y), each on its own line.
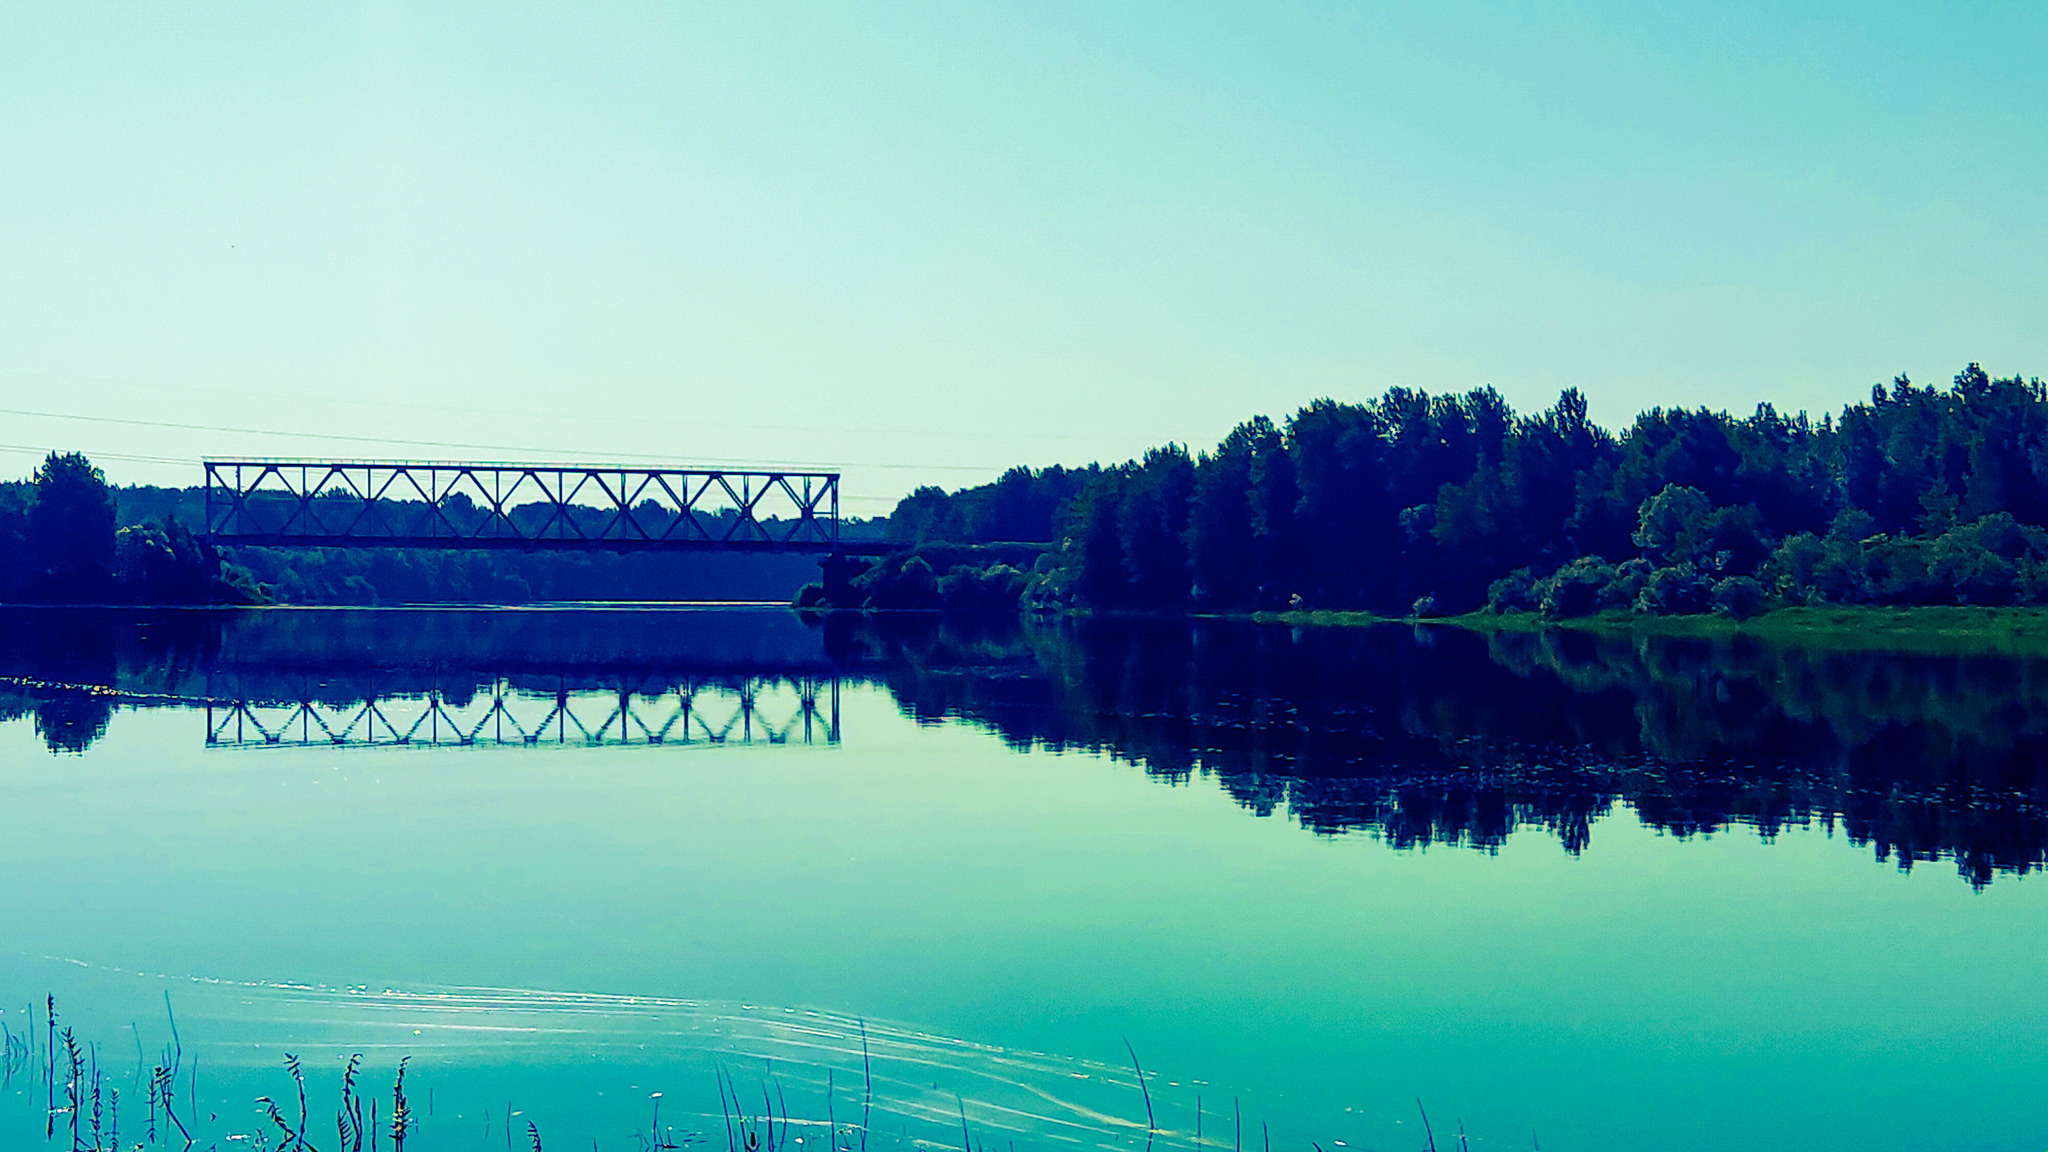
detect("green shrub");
top-left (1487, 567), bottom-right (1541, 613)
top-left (2020, 560), bottom-right (2048, 605)
top-left (1711, 575), bottom-right (1767, 620)
top-left (1931, 524), bottom-right (2018, 605)
top-left (1601, 559), bottom-right (1651, 611)
top-left (1538, 557), bottom-right (1616, 619)
top-left (1762, 532), bottom-right (1826, 603)
top-left (854, 555), bottom-right (942, 609)
top-left (1633, 484), bottom-right (1712, 565)
top-left (1864, 535), bottom-right (1943, 605)
top-left (1636, 564), bottom-right (1714, 615)
top-left (938, 563), bottom-right (1028, 615)
top-left (1698, 504), bottom-right (1773, 575)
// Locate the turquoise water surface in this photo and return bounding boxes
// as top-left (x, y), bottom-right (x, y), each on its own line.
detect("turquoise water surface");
top-left (0, 607), bottom-right (2043, 1151)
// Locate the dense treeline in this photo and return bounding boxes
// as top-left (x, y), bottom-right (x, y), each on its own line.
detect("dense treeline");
top-left (23, 362), bottom-right (2048, 614)
top-left (897, 364), bottom-right (2048, 617)
top-left (795, 469), bottom-right (1086, 609)
top-left (887, 466), bottom-right (1098, 544)
top-left (0, 453), bottom-right (259, 604)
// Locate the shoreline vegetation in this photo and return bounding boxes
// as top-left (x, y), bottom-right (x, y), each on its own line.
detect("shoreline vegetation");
top-left (15, 362), bottom-right (2048, 636)
top-left (1229, 604), bottom-right (2048, 654)
top-left (0, 452), bottom-right (262, 607)
top-left (811, 365), bottom-right (2048, 637)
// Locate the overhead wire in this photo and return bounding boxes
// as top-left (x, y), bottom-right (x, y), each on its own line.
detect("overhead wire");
top-left (0, 405), bottom-right (999, 474)
top-left (0, 366), bottom-right (1106, 446)
top-left (0, 442), bottom-right (197, 468)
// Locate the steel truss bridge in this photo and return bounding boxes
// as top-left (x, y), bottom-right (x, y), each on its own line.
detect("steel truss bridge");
top-left (204, 675), bottom-right (839, 750)
top-left (202, 459), bottom-right (889, 553)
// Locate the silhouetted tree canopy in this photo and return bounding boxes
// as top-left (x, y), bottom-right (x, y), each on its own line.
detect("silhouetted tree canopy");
top-left (887, 465), bottom-right (1096, 545)
top-left (28, 451), bottom-right (117, 602)
top-left (0, 451), bottom-right (257, 605)
top-left (894, 364), bottom-right (2048, 617)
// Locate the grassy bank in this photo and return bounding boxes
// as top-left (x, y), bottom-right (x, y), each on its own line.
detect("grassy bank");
top-left (1223, 604), bottom-right (2048, 656)
top-left (1454, 604), bottom-right (2048, 653)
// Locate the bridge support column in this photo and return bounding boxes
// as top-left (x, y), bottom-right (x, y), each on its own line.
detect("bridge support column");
top-left (819, 551), bottom-right (868, 608)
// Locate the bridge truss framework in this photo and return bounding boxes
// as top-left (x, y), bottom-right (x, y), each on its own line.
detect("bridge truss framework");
top-left (202, 459), bottom-right (846, 552)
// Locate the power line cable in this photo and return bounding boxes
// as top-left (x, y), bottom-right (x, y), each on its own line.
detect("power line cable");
top-left (0, 442), bottom-right (194, 467)
top-left (0, 368), bottom-right (1106, 444)
top-left (0, 405), bottom-right (998, 473)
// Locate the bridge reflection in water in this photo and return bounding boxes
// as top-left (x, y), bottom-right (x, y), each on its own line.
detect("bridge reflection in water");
top-left (204, 675), bottom-right (840, 749)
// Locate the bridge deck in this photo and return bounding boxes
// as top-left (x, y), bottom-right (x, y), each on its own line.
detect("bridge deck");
top-left (201, 459), bottom-right (894, 554)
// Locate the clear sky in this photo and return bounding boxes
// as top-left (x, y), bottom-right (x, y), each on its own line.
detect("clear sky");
top-left (2, 2), bottom-right (2044, 511)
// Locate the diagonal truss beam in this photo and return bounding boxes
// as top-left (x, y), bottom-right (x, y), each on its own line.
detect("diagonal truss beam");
top-left (202, 459), bottom-right (852, 554)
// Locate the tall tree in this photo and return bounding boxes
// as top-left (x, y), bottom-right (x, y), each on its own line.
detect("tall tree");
top-left (28, 451), bottom-right (116, 602)
top-left (1117, 447), bottom-right (1195, 607)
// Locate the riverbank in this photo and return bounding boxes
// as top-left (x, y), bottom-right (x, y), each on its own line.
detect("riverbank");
top-left (1225, 604), bottom-right (2048, 656)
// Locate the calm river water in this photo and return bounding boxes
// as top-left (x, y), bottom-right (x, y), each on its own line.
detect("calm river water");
top-left (0, 607), bottom-right (2043, 1151)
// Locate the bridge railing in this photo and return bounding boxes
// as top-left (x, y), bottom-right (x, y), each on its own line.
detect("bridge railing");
top-left (202, 459), bottom-right (841, 551)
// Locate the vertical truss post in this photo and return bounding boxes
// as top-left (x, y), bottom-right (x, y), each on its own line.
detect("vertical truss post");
top-left (196, 460), bottom-right (848, 553)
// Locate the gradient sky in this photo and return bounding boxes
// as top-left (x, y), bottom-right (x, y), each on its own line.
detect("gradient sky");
top-left (2, 2), bottom-right (2044, 510)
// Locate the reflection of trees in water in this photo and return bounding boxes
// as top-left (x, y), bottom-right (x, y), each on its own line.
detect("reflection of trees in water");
top-left (849, 617), bottom-right (2048, 887)
top-left (9, 605), bottom-right (2048, 885)
top-left (1470, 628), bottom-right (2048, 884)
top-left (0, 607), bottom-right (225, 755)
top-left (29, 691), bottom-right (115, 753)
top-left (0, 683), bottom-right (114, 754)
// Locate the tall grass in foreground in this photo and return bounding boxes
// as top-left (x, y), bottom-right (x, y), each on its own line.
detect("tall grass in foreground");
top-left (2, 996), bottom-right (1533, 1152)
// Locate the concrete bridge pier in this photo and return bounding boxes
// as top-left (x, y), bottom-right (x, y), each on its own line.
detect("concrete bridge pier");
top-left (819, 551), bottom-right (871, 607)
